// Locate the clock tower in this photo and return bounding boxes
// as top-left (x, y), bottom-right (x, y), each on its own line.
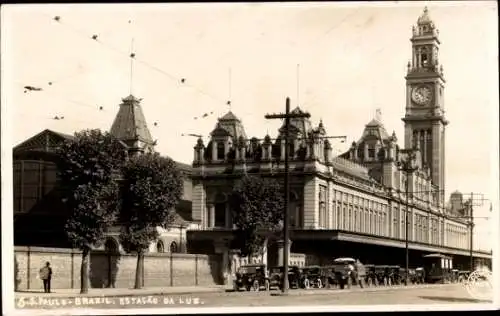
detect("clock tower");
top-left (403, 7), bottom-right (448, 203)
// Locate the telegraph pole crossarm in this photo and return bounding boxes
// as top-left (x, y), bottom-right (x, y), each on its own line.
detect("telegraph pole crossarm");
top-left (265, 97), bottom-right (310, 295)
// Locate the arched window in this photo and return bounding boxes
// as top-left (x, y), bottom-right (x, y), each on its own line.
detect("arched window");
top-left (104, 238), bottom-right (119, 254)
top-left (156, 240), bottom-right (165, 253)
top-left (420, 47), bottom-right (429, 67)
top-left (170, 241), bottom-right (178, 253)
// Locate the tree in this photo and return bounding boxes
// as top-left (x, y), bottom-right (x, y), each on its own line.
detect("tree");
top-left (228, 175), bottom-right (284, 258)
top-left (57, 129), bottom-right (126, 294)
top-left (119, 152), bottom-right (183, 289)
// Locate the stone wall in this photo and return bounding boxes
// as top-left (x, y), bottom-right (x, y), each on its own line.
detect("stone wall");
top-left (14, 246), bottom-right (221, 291)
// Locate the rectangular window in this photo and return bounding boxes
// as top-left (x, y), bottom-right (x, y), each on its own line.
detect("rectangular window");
top-left (217, 142), bottom-right (225, 160)
top-left (318, 186), bottom-right (327, 228)
top-left (343, 207), bottom-right (347, 230)
top-left (368, 146), bottom-right (375, 158)
top-left (354, 208), bottom-right (358, 232)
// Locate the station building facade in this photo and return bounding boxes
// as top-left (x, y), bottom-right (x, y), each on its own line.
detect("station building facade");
top-left (186, 7), bottom-right (491, 281)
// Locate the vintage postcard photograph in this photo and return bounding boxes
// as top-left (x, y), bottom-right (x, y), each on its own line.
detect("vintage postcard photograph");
top-left (1, 1), bottom-right (498, 315)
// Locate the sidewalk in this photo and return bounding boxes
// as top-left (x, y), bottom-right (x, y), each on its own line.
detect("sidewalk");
top-left (15, 285), bottom-right (225, 298)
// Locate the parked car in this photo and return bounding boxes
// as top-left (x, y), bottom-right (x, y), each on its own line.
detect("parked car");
top-left (415, 267), bottom-right (426, 284)
top-left (301, 265), bottom-right (324, 289)
top-left (332, 257), bottom-right (364, 289)
top-left (269, 265), bottom-right (301, 290)
top-left (364, 264), bottom-right (378, 287)
top-left (320, 266), bottom-right (337, 288)
top-left (374, 265), bottom-right (391, 286)
top-left (387, 265), bottom-right (402, 285)
top-left (233, 264), bottom-right (270, 292)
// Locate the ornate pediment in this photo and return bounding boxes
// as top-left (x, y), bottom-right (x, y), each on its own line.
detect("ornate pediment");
top-left (13, 129), bottom-right (73, 155)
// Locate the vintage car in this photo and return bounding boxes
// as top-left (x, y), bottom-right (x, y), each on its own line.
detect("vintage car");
top-left (269, 265), bottom-right (301, 290)
top-left (422, 253), bottom-right (453, 284)
top-left (387, 265), bottom-right (402, 285)
top-left (320, 266), bottom-right (337, 288)
top-left (364, 264), bottom-right (378, 287)
top-left (301, 265), bottom-right (324, 289)
top-left (374, 265), bottom-right (392, 286)
top-left (233, 264), bottom-right (270, 292)
top-left (331, 257), bottom-right (365, 289)
top-left (414, 267), bottom-right (425, 284)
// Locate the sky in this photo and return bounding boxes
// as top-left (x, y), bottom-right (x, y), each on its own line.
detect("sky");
top-left (1, 1), bottom-right (498, 251)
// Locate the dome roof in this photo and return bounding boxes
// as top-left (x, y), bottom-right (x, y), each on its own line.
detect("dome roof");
top-left (210, 111), bottom-right (247, 140)
top-left (356, 117), bottom-right (390, 144)
top-left (278, 106), bottom-right (313, 138)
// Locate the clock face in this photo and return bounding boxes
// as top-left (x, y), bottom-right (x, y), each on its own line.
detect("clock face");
top-left (411, 86), bottom-right (433, 106)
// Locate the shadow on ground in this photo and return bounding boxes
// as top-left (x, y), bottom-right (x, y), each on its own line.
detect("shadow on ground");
top-left (419, 296), bottom-right (492, 303)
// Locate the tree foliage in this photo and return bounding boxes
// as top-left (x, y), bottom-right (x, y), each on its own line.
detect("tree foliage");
top-left (118, 152), bottom-right (183, 289)
top-left (57, 129), bottom-right (126, 250)
top-left (56, 129), bottom-right (126, 293)
top-left (119, 152), bottom-right (183, 252)
top-left (229, 176), bottom-right (284, 257)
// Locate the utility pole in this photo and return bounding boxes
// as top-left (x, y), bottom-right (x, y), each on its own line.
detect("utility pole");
top-left (460, 193), bottom-right (488, 272)
top-left (397, 148), bottom-right (418, 286)
top-left (265, 97), bottom-right (310, 294)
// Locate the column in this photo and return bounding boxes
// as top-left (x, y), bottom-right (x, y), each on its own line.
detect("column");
top-left (208, 204), bottom-right (215, 228)
top-left (388, 203), bottom-right (393, 237)
top-left (410, 209), bottom-right (415, 242)
top-left (328, 185), bottom-right (334, 229)
top-left (294, 139), bottom-right (299, 159)
top-left (212, 140), bottom-right (218, 161)
top-left (277, 239), bottom-right (292, 267)
top-left (280, 139), bottom-right (286, 161)
top-left (364, 144), bottom-right (368, 160)
top-left (423, 130), bottom-right (427, 165)
top-left (224, 140), bottom-right (230, 158)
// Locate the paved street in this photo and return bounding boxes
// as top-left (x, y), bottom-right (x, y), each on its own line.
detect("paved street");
top-left (13, 283), bottom-right (493, 311)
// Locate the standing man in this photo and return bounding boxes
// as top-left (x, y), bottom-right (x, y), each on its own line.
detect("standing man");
top-left (39, 262), bottom-right (52, 293)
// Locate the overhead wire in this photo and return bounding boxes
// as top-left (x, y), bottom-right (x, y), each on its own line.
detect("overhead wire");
top-left (35, 8), bottom-right (383, 139)
top-left (44, 13), bottom-right (227, 113)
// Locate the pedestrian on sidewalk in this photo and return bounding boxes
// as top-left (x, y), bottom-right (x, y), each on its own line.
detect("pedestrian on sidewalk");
top-left (39, 262), bottom-right (52, 293)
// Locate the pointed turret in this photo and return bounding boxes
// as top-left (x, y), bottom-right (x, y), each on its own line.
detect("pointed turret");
top-left (110, 95), bottom-right (155, 155)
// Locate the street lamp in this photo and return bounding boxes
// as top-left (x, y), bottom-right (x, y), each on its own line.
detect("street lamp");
top-left (396, 148), bottom-right (418, 286)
